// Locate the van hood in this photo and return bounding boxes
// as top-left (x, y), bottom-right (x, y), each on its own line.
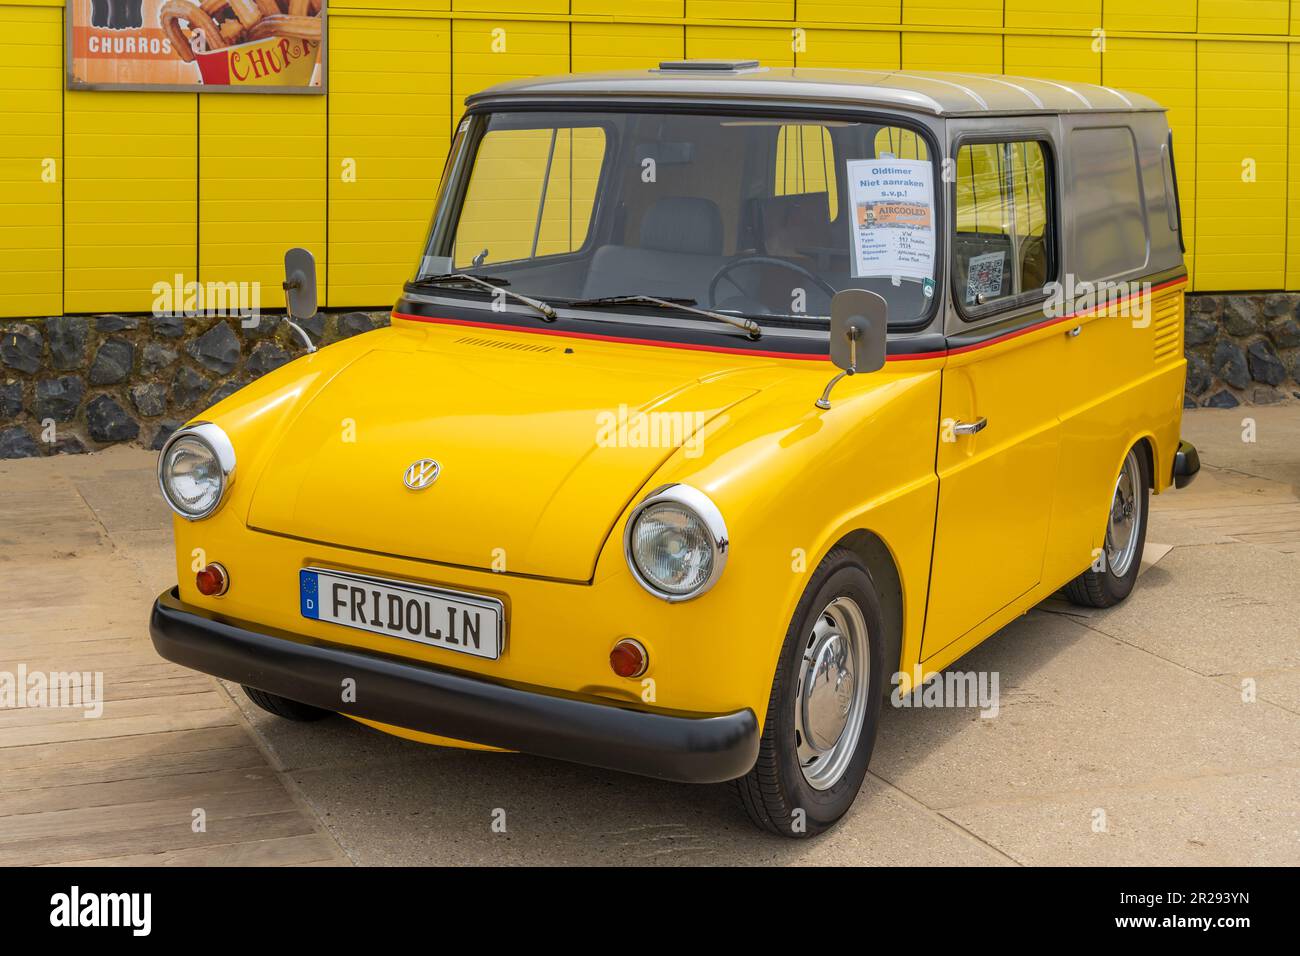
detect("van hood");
top-left (246, 338), bottom-right (759, 582)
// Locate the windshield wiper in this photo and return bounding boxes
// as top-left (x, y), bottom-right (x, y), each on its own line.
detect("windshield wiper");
top-left (567, 294), bottom-right (760, 340)
top-left (411, 273), bottom-right (557, 322)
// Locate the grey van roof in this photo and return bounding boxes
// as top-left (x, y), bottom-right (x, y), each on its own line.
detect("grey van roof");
top-left (468, 67), bottom-right (1163, 117)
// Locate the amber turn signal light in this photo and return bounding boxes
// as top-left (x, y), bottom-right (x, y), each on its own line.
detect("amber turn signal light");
top-left (196, 563), bottom-right (229, 597)
top-left (609, 637), bottom-right (648, 679)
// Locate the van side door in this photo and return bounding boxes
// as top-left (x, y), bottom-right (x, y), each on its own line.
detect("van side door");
top-left (921, 127), bottom-right (1066, 661)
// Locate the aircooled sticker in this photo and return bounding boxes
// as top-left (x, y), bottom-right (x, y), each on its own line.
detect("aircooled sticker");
top-left (847, 158), bottom-right (935, 282)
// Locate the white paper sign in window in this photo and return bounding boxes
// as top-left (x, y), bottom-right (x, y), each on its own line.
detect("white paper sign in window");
top-left (846, 158), bottom-right (935, 281)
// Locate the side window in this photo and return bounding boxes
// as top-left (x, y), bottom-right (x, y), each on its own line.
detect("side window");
top-left (1067, 126), bottom-right (1148, 280)
top-left (953, 139), bottom-right (1054, 311)
top-left (454, 126), bottom-right (607, 267)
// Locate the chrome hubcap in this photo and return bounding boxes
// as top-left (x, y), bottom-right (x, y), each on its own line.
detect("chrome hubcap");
top-left (795, 596), bottom-right (869, 790)
top-left (1105, 451), bottom-right (1142, 577)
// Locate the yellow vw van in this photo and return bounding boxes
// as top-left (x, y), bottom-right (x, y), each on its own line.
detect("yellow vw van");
top-left (150, 63), bottom-right (1200, 837)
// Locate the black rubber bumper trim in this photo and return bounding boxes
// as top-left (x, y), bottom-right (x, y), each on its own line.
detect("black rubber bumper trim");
top-left (1173, 439), bottom-right (1201, 489)
top-left (150, 588), bottom-right (759, 784)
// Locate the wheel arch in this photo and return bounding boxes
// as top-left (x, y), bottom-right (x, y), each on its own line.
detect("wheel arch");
top-left (1106, 432), bottom-right (1159, 493)
top-left (1131, 433), bottom-right (1158, 489)
top-left (831, 529), bottom-right (904, 681)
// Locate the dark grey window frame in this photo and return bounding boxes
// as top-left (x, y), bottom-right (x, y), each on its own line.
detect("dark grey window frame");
top-left (949, 129), bottom-right (1061, 325)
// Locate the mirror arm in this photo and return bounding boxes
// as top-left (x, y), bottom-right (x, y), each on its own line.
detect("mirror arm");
top-left (281, 274), bottom-right (318, 355)
top-left (284, 318), bottom-right (317, 354)
top-left (814, 328), bottom-right (858, 410)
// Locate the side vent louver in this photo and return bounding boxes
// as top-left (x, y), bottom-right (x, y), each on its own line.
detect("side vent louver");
top-left (1152, 295), bottom-right (1181, 363)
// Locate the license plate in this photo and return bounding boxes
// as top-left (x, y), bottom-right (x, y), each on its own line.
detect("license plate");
top-left (300, 568), bottom-right (503, 660)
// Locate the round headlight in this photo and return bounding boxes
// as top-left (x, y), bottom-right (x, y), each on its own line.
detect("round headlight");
top-left (158, 423), bottom-right (235, 520)
top-left (624, 485), bottom-right (728, 602)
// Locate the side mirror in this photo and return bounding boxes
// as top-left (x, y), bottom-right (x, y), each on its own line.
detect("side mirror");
top-left (829, 288), bottom-right (888, 374)
top-left (281, 248), bottom-right (318, 353)
top-left (283, 247), bottom-right (317, 320)
top-left (816, 289), bottom-right (888, 409)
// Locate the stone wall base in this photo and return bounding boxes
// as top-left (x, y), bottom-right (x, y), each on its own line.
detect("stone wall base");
top-left (1184, 293), bottom-right (1300, 408)
top-left (2, 294), bottom-right (1297, 458)
top-left (1, 310), bottom-right (390, 459)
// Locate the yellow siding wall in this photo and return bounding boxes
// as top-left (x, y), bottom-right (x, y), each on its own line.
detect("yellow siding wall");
top-left (329, 15), bottom-right (451, 306)
top-left (9, 0), bottom-right (1300, 317)
top-left (63, 90), bottom-right (197, 314)
top-left (0, 3), bottom-right (61, 317)
top-left (199, 95), bottom-right (327, 311)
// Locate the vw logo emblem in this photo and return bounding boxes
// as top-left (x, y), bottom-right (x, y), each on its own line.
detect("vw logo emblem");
top-left (404, 459), bottom-right (441, 490)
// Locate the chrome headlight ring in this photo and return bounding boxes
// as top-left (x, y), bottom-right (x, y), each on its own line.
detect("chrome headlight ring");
top-left (157, 421), bottom-right (236, 521)
top-left (623, 483), bottom-right (729, 603)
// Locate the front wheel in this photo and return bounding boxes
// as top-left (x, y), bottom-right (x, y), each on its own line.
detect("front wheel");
top-left (1064, 443), bottom-right (1150, 608)
top-left (241, 685), bottom-right (334, 722)
top-left (733, 548), bottom-right (884, 838)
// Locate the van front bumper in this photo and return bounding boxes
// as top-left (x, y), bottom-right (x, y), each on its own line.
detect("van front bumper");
top-left (149, 588), bottom-right (759, 784)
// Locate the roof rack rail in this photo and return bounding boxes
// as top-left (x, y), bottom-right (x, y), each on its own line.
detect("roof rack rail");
top-left (655, 59), bottom-right (761, 73)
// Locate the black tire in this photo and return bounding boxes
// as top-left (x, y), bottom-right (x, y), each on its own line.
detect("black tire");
top-left (1064, 443), bottom-right (1151, 609)
top-left (241, 685), bottom-right (334, 722)
top-left (733, 547), bottom-right (885, 838)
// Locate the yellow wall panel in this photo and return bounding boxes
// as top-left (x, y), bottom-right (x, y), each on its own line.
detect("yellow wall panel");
top-left (1104, 0), bottom-right (1196, 33)
top-left (452, 19), bottom-right (569, 126)
top-left (453, 0), bottom-right (567, 14)
top-left (688, 0), bottom-right (793, 21)
top-left (1287, 46), bottom-right (1300, 285)
top-left (902, 32), bottom-right (1001, 73)
top-left (63, 91), bottom-right (197, 315)
top-left (792, 0), bottom-right (899, 25)
top-left (0, 4), bottom-right (61, 318)
top-left (1104, 37), bottom-right (1196, 282)
top-left (1195, 41), bottom-right (1287, 291)
top-left (797, 29), bottom-right (900, 71)
top-left (1005, 0), bottom-right (1100, 32)
top-left (329, 14), bottom-right (451, 308)
top-left (686, 26), bottom-right (795, 66)
top-left (198, 96), bottom-right (325, 313)
top-left (572, 23), bottom-right (683, 73)
top-left (573, 0), bottom-right (683, 15)
top-left (904, 0), bottom-right (1002, 28)
top-left (1004, 35), bottom-right (1101, 84)
top-left (331, 0), bottom-right (449, 10)
top-left (1199, 1), bottom-right (1288, 36)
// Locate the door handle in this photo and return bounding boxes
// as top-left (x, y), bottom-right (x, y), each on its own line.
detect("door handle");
top-left (952, 417), bottom-right (987, 436)
top-left (1065, 325), bottom-right (1082, 338)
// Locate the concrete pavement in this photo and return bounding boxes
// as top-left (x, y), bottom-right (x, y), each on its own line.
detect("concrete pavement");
top-left (2, 408), bottom-right (1297, 865)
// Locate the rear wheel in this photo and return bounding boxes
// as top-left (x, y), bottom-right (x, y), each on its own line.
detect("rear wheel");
top-left (1064, 443), bottom-right (1150, 608)
top-left (733, 548), bottom-right (884, 837)
top-left (241, 685), bottom-right (334, 722)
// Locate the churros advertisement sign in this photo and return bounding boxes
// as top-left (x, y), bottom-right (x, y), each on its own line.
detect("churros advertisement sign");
top-left (67, 0), bottom-right (324, 93)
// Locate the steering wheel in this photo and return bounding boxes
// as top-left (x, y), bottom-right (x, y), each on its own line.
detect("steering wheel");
top-left (707, 255), bottom-right (839, 311)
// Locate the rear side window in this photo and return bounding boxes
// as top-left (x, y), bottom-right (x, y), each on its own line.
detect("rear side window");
top-left (1068, 126), bottom-right (1149, 280)
top-left (953, 139), bottom-right (1055, 312)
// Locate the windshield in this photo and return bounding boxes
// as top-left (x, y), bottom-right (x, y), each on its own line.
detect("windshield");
top-left (416, 109), bottom-right (939, 328)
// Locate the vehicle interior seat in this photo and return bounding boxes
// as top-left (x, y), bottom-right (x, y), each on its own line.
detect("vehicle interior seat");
top-left (580, 196), bottom-right (730, 302)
